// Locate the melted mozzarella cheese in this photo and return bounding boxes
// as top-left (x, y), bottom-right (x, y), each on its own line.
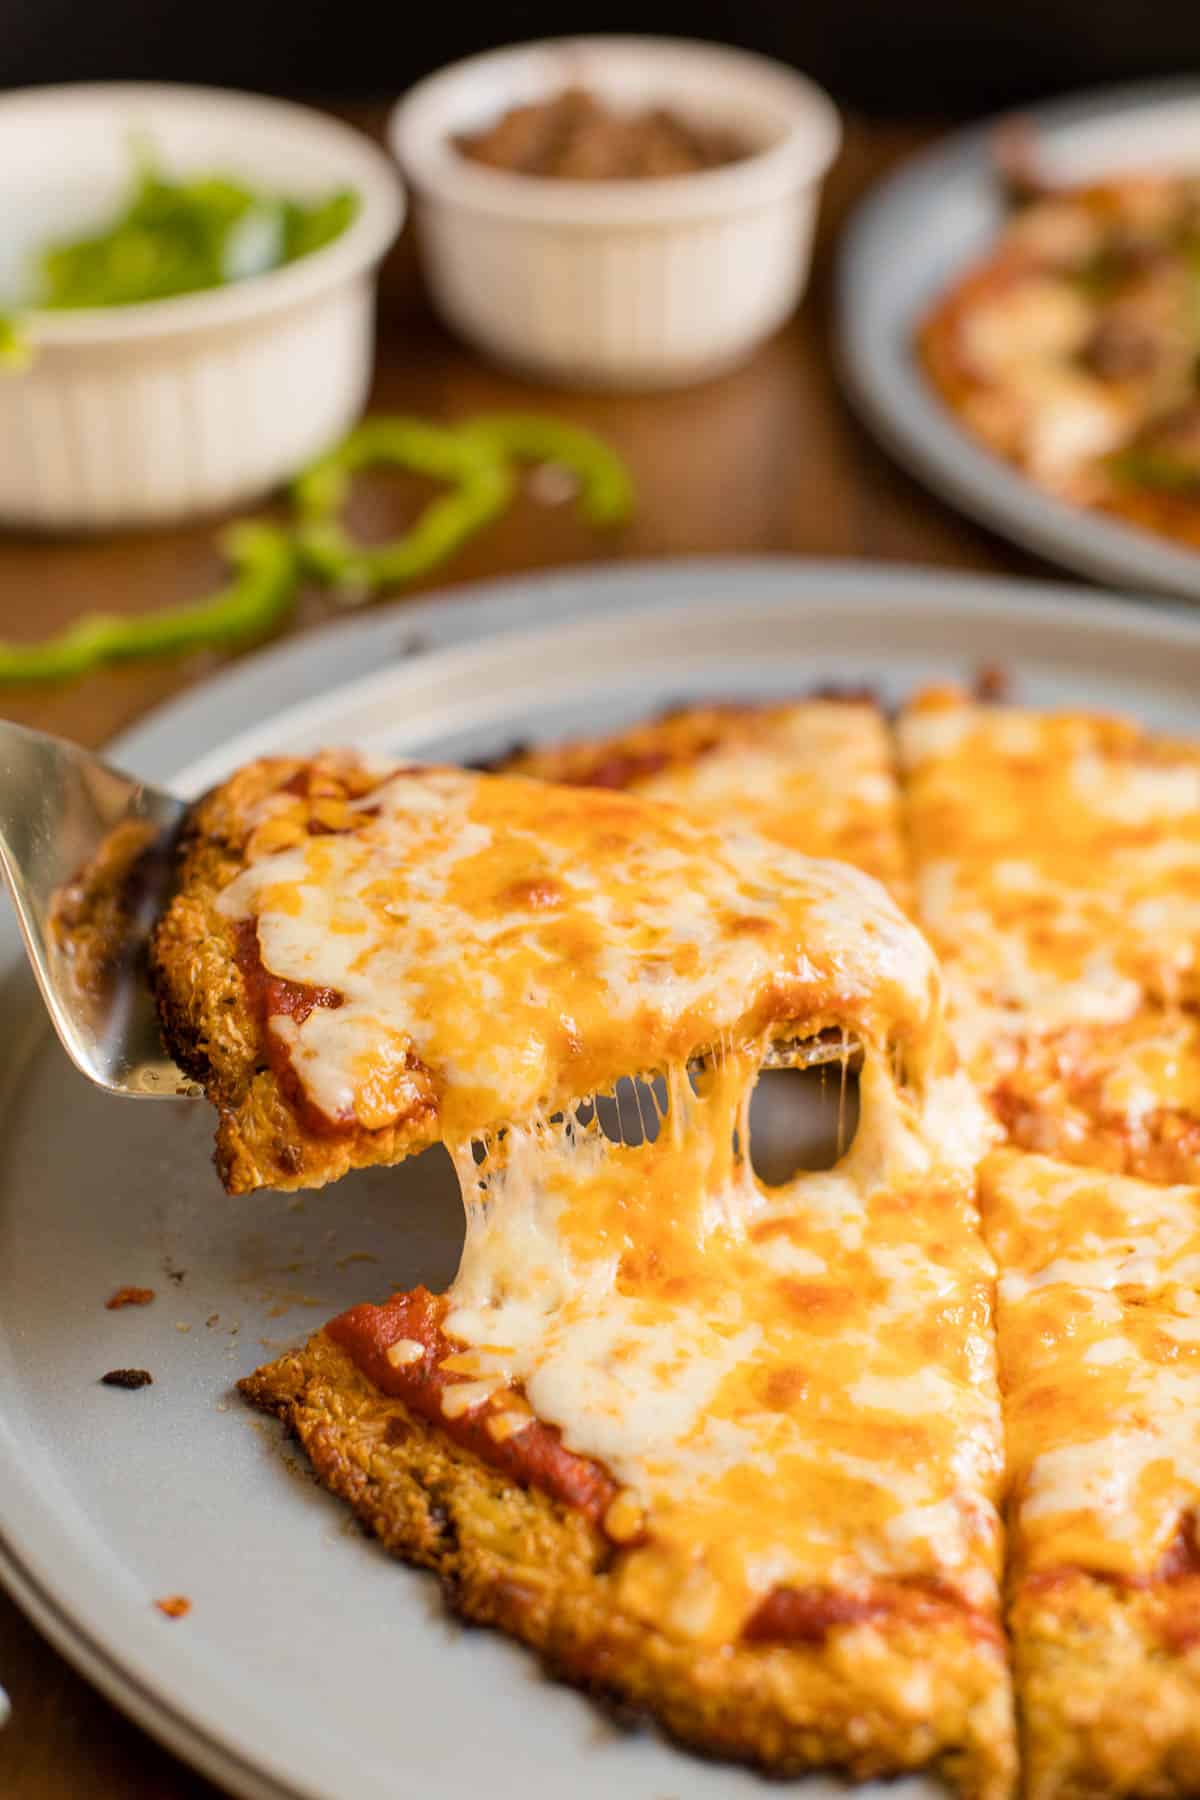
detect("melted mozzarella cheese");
top-left (983, 1149), bottom-right (1200, 1577)
top-left (441, 1049), bottom-right (1002, 1645)
top-left (218, 765), bottom-right (938, 1140)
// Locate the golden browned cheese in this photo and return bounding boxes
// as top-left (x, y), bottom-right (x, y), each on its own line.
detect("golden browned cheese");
top-left (899, 688), bottom-right (1200, 1183)
top-left (503, 700), bottom-right (911, 904)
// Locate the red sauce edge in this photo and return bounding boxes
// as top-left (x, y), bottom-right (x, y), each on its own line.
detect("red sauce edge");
top-left (326, 1288), bottom-right (619, 1531)
top-left (1023, 1513), bottom-right (1200, 1599)
top-left (234, 919), bottom-right (352, 1136)
top-left (743, 1578), bottom-right (1003, 1648)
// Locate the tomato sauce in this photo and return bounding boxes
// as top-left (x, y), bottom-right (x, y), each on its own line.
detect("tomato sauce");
top-left (234, 919), bottom-right (351, 1134)
top-left (327, 1287), bottom-right (620, 1530)
top-left (743, 1578), bottom-right (1001, 1648)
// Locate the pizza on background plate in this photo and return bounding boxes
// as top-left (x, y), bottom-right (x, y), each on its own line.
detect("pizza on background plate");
top-left (919, 148), bottom-right (1200, 550)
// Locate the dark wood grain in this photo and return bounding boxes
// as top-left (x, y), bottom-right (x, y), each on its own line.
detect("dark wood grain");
top-left (0, 109), bottom-right (1046, 1800)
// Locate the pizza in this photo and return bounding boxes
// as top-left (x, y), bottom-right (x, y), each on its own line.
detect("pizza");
top-left (153, 749), bottom-right (1014, 1793)
top-left (982, 1149), bottom-right (1200, 1800)
top-left (152, 750), bottom-right (932, 1195)
top-left (919, 161), bottom-right (1200, 548)
top-left (898, 685), bottom-right (1200, 1183)
top-left (142, 683), bottom-right (1200, 1799)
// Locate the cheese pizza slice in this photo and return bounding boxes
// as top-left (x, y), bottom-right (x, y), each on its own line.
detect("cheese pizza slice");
top-left (982, 1149), bottom-right (1200, 1800)
top-left (181, 753), bottom-right (1015, 1793)
top-left (500, 697), bottom-right (910, 901)
top-left (899, 687), bottom-right (1200, 1183)
top-left (152, 751), bottom-right (925, 1195)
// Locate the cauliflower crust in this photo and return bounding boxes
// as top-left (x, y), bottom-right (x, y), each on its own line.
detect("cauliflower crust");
top-left (1011, 1572), bottom-right (1200, 1800)
top-left (241, 1330), bottom-right (1015, 1800)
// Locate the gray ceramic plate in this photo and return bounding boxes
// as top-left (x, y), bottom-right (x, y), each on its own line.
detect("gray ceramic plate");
top-left (4, 558), bottom-right (1200, 1800)
top-left (837, 78), bottom-right (1200, 602)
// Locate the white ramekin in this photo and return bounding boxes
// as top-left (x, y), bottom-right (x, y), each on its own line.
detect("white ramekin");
top-left (0, 84), bottom-right (404, 531)
top-left (389, 37), bottom-right (840, 391)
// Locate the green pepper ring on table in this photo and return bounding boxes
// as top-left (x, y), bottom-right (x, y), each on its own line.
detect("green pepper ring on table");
top-left (0, 523), bottom-right (297, 684)
top-left (292, 413), bottom-right (633, 599)
top-left (0, 414), bottom-right (634, 682)
top-left (292, 418), bottom-right (517, 601)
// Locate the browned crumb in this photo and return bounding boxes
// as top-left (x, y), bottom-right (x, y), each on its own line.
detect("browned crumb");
top-left (106, 1285), bottom-right (155, 1310)
top-left (155, 1595), bottom-right (191, 1619)
top-left (101, 1368), bottom-right (153, 1389)
top-left (974, 664), bottom-right (1011, 704)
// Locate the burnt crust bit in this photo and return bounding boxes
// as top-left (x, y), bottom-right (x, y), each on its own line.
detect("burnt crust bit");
top-left (150, 754), bottom-right (441, 1196)
top-left (100, 1368), bottom-right (153, 1389)
top-left (973, 664), bottom-right (1011, 704)
top-left (240, 1332), bottom-right (1014, 1800)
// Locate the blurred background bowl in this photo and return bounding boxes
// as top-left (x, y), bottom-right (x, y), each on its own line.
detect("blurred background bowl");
top-left (390, 36), bottom-right (840, 391)
top-left (0, 83), bottom-right (404, 532)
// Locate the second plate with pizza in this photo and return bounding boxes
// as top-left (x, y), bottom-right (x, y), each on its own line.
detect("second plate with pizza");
top-left (838, 78), bottom-right (1200, 601)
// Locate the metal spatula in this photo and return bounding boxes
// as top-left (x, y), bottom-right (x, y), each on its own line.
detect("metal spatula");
top-left (0, 719), bottom-right (191, 1098)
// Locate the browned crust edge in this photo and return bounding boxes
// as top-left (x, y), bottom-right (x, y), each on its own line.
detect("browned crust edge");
top-left (240, 1332), bottom-right (1015, 1800)
top-left (1010, 1572), bottom-right (1200, 1800)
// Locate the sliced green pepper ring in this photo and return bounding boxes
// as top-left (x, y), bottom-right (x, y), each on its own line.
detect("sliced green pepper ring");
top-left (293, 417), bottom-right (514, 601)
top-left (0, 521), bottom-right (297, 686)
top-left (457, 413), bottom-right (634, 527)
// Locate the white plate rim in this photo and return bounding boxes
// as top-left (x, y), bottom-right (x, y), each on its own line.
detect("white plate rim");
top-left (836, 76), bottom-right (1200, 601)
top-left (5, 554), bottom-right (1200, 1799)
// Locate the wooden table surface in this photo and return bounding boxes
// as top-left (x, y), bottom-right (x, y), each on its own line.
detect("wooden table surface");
top-left (0, 108), bottom-right (1054, 1800)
